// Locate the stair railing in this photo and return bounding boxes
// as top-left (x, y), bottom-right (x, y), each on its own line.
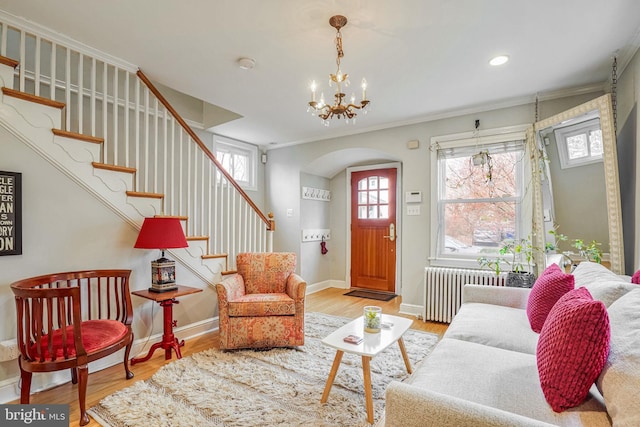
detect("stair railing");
top-left (0, 12), bottom-right (273, 270)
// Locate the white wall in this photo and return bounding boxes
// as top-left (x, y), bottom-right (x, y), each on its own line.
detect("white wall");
top-left (0, 125), bottom-right (215, 394)
top-left (300, 172), bottom-right (331, 285)
top-left (267, 93), bottom-right (612, 312)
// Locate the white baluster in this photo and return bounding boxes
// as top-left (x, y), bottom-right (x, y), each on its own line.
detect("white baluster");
top-left (77, 53), bottom-right (83, 135)
top-left (34, 36), bottom-right (40, 96)
top-left (90, 58), bottom-right (96, 137)
top-left (50, 42), bottom-right (56, 100)
top-left (124, 71), bottom-right (129, 165)
top-left (19, 30), bottom-right (25, 92)
top-left (134, 77), bottom-right (140, 191)
top-left (112, 66), bottom-right (118, 163)
top-left (65, 47), bottom-right (70, 131)
top-left (102, 62), bottom-right (108, 162)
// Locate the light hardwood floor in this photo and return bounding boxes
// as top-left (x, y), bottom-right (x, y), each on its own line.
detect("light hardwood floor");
top-left (10, 287), bottom-right (448, 427)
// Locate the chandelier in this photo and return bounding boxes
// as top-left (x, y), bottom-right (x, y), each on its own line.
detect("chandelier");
top-left (307, 15), bottom-right (370, 125)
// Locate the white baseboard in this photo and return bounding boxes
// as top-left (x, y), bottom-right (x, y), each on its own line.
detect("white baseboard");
top-left (0, 317), bottom-right (219, 404)
top-left (399, 302), bottom-right (424, 319)
top-left (306, 280), bottom-right (348, 294)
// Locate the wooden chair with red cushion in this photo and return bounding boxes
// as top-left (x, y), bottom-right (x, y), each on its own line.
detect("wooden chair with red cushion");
top-left (11, 270), bottom-right (135, 426)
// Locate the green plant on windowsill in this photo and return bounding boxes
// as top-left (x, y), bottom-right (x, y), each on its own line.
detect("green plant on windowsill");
top-left (478, 236), bottom-right (541, 288)
top-left (547, 229), bottom-right (603, 264)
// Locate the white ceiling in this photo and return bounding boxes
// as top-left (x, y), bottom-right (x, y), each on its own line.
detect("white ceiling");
top-left (1, 0), bottom-right (639, 148)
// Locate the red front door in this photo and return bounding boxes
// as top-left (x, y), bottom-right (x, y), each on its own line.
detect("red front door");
top-left (350, 168), bottom-right (397, 292)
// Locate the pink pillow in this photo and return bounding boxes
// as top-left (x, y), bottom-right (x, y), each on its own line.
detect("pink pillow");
top-left (526, 264), bottom-right (574, 332)
top-left (536, 287), bottom-right (610, 412)
top-left (631, 269), bottom-right (640, 284)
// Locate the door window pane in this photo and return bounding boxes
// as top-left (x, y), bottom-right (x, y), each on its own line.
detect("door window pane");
top-left (379, 205), bottom-right (389, 219)
top-left (359, 191), bottom-right (368, 204)
top-left (368, 177), bottom-right (378, 189)
top-left (379, 190), bottom-right (389, 204)
top-left (379, 177), bottom-right (389, 189)
top-left (358, 178), bottom-right (368, 190)
top-left (358, 206), bottom-right (367, 219)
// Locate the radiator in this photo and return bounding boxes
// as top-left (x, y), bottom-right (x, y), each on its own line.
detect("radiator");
top-left (424, 267), bottom-right (506, 323)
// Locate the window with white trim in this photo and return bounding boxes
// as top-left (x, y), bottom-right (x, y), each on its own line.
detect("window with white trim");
top-left (430, 128), bottom-right (529, 267)
top-left (214, 136), bottom-right (258, 191)
top-left (554, 118), bottom-right (603, 169)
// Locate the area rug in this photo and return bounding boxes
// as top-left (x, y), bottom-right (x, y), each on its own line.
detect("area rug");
top-left (344, 290), bottom-right (397, 301)
top-left (88, 312), bottom-right (439, 427)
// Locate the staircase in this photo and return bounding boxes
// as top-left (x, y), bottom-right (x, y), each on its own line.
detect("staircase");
top-left (0, 15), bottom-right (274, 284)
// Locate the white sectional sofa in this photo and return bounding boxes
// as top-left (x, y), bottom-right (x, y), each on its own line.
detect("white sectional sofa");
top-left (385, 262), bottom-right (640, 426)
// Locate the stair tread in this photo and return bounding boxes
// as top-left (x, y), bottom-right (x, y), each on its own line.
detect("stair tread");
top-left (0, 55), bottom-right (19, 68)
top-left (187, 236), bottom-right (209, 241)
top-left (53, 129), bottom-right (104, 144)
top-left (221, 270), bottom-right (237, 275)
top-left (125, 191), bottom-right (164, 199)
top-left (202, 253), bottom-right (228, 259)
top-left (154, 215), bottom-right (188, 220)
top-left (92, 162), bottom-right (136, 174)
top-left (2, 87), bottom-right (65, 109)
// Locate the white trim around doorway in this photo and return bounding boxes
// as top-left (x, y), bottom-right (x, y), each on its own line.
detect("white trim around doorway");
top-left (346, 162), bottom-right (403, 295)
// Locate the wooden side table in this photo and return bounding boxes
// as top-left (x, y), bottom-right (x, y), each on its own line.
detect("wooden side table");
top-left (130, 285), bottom-right (202, 365)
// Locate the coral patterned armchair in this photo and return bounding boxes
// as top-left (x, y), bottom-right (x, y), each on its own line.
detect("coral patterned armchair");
top-left (215, 252), bottom-right (306, 350)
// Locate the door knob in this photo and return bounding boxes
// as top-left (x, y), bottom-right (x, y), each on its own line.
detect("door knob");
top-left (383, 223), bottom-right (395, 241)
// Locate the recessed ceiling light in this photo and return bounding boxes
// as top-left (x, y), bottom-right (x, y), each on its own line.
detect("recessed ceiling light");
top-left (489, 55), bottom-right (509, 66)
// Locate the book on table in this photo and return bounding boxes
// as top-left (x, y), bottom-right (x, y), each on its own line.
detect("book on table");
top-left (343, 334), bottom-right (364, 344)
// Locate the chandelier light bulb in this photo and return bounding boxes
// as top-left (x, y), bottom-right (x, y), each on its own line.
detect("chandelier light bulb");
top-left (310, 80), bottom-right (317, 102)
top-left (361, 78), bottom-right (367, 100)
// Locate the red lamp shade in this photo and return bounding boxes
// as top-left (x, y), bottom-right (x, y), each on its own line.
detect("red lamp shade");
top-left (134, 217), bottom-right (188, 250)
top-left (135, 217), bottom-right (188, 292)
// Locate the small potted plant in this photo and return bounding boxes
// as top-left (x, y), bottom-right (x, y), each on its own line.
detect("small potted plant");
top-left (363, 306), bottom-right (382, 333)
top-left (478, 236), bottom-right (540, 288)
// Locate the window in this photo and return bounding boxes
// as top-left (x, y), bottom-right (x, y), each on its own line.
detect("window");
top-left (214, 136), bottom-right (258, 190)
top-left (554, 118), bottom-right (603, 169)
top-left (430, 127), bottom-right (530, 266)
top-left (356, 175), bottom-right (390, 219)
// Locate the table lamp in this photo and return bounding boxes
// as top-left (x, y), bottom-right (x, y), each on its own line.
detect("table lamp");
top-left (134, 217), bottom-right (188, 292)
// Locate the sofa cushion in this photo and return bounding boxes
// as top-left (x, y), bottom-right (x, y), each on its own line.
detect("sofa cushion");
top-left (526, 264), bottom-right (574, 333)
top-left (444, 303), bottom-right (538, 354)
top-left (409, 338), bottom-right (610, 426)
top-left (572, 261), bottom-right (636, 307)
top-left (536, 287), bottom-right (610, 412)
top-left (228, 293), bottom-right (296, 316)
top-left (596, 288), bottom-right (640, 426)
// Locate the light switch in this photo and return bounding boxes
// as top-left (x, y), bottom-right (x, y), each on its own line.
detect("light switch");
top-left (407, 205), bottom-right (421, 216)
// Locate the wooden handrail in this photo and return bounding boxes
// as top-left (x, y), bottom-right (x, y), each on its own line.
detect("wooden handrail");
top-left (136, 70), bottom-right (272, 230)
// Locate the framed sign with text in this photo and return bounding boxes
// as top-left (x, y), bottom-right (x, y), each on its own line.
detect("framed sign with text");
top-left (0, 171), bottom-right (22, 256)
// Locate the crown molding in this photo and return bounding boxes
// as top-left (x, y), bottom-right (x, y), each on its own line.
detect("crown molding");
top-left (268, 83), bottom-right (606, 150)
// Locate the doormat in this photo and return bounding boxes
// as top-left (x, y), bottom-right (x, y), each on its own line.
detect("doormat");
top-left (344, 290), bottom-right (397, 301)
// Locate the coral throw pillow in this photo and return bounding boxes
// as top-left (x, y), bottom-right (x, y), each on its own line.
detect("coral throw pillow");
top-left (631, 269), bottom-right (640, 284)
top-left (536, 287), bottom-right (610, 412)
top-left (526, 264), bottom-right (574, 333)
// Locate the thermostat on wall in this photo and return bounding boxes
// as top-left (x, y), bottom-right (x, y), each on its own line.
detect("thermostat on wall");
top-left (405, 191), bottom-right (422, 203)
